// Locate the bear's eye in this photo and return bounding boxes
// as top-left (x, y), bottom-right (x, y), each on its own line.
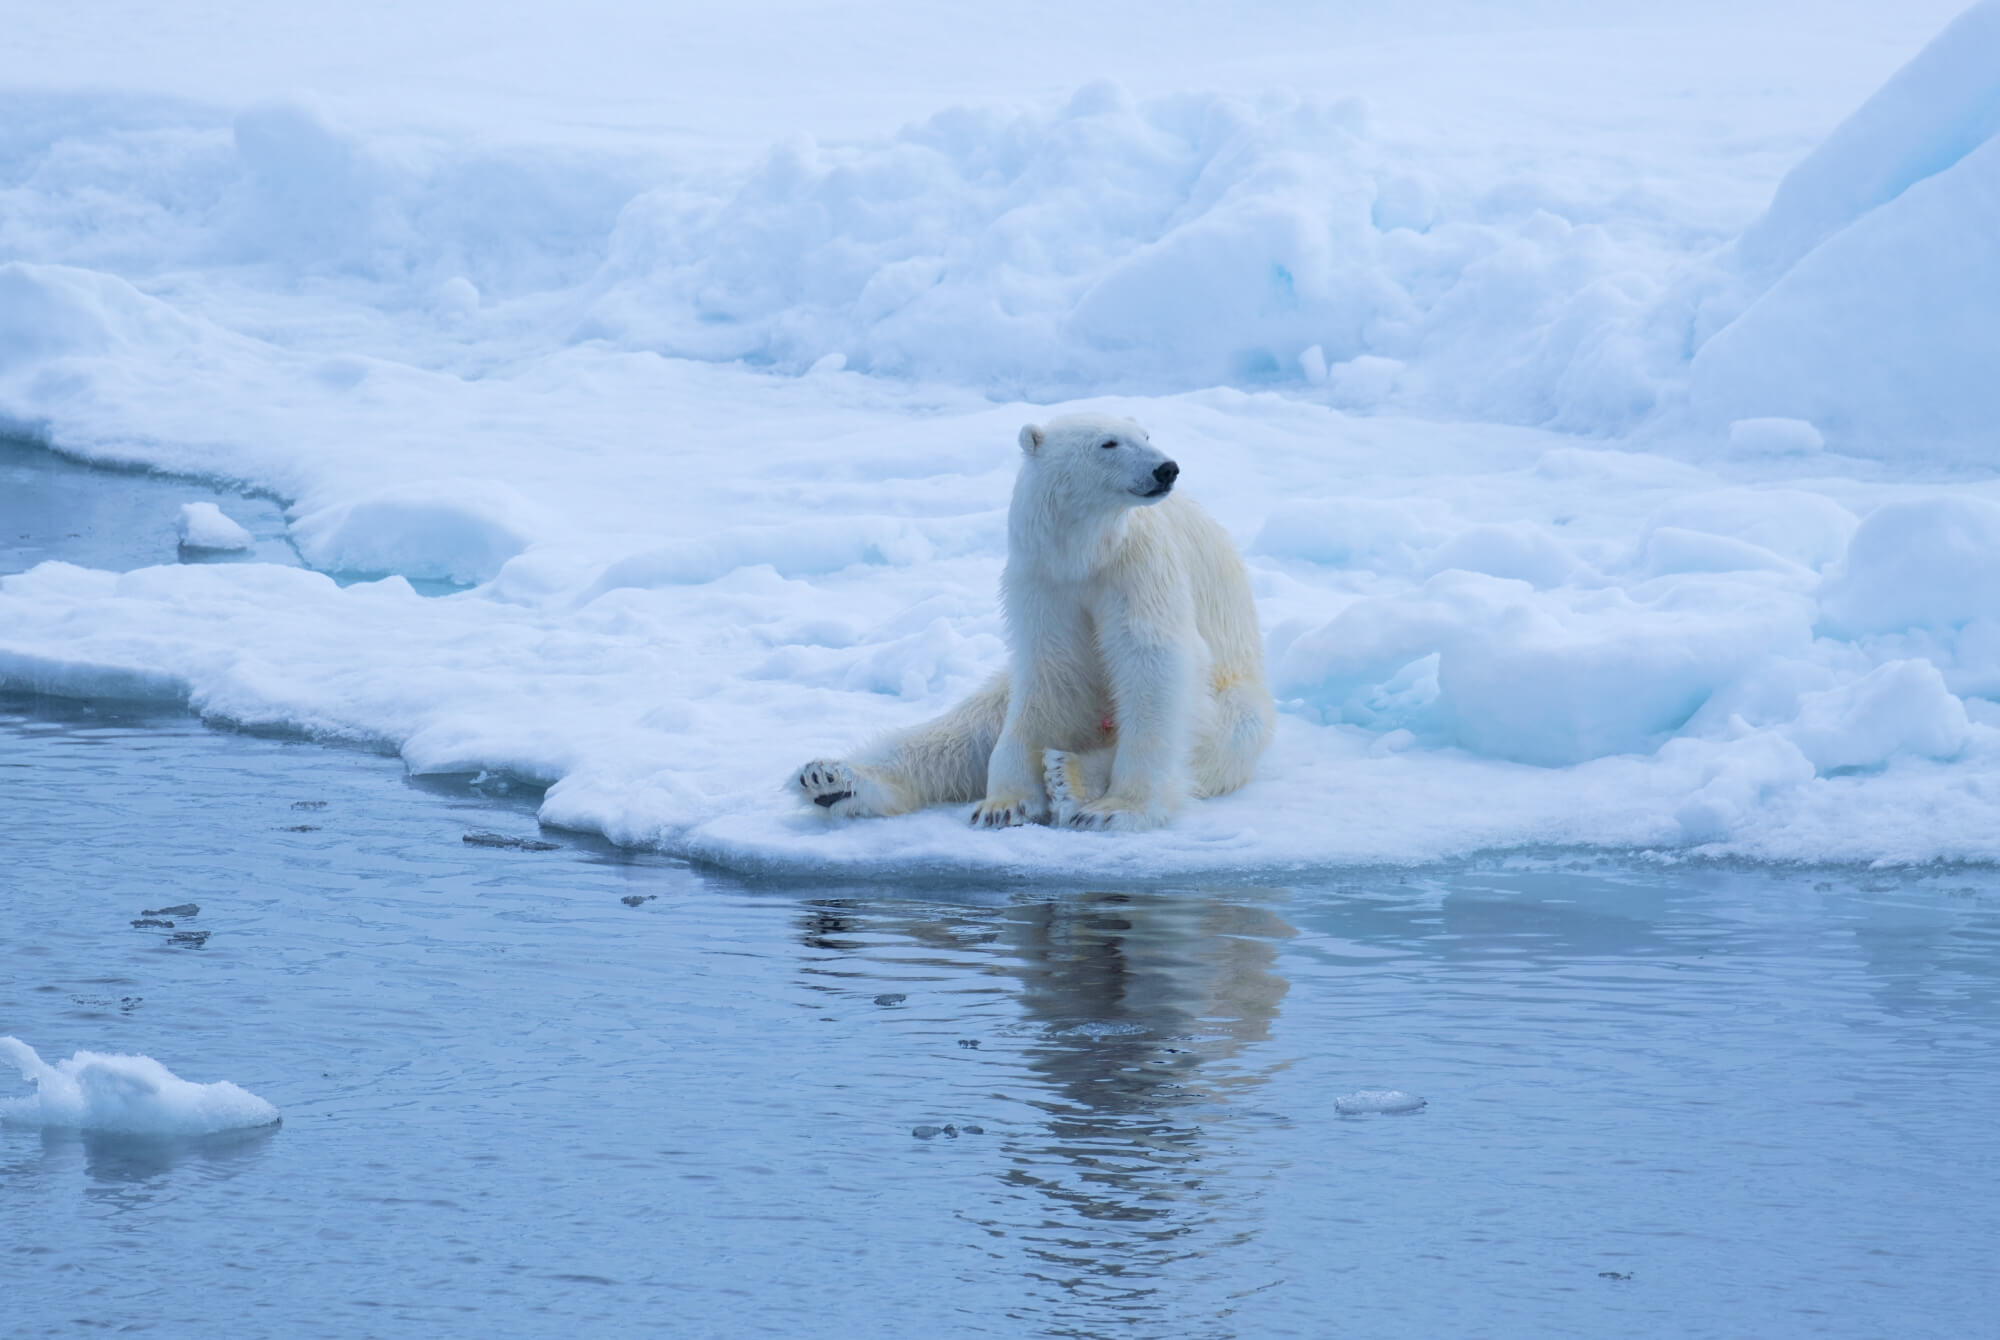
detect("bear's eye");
top-left (1099, 439), bottom-right (1118, 450)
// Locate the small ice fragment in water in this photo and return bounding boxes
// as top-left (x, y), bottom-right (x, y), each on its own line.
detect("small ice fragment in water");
top-left (144, 903), bottom-right (198, 918)
top-left (961, 1125), bottom-right (984, 1135)
top-left (1334, 1089), bottom-right (1426, 1115)
top-left (620, 895), bottom-right (656, 907)
top-left (1, 1037), bottom-right (279, 1134)
top-left (956, 1038), bottom-right (979, 1048)
top-left (873, 993), bottom-right (906, 1006)
top-left (291, 800), bottom-right (327, 811)
top-left (911, 1125), bottom-right (942, 1139)
top-left (130, 918), bottom-right (174, 929)
top-left (168, 930), bottom-right (210, 948)
top-left (175, 501), bottom-right (253, 552)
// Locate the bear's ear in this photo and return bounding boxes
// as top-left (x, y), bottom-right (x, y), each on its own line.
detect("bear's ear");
top-left (1018, 423), bottom-right (1045, 454)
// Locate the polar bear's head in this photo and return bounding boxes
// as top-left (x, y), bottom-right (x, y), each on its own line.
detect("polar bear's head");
top-left (1017, 414), bottom-right (1179, 509)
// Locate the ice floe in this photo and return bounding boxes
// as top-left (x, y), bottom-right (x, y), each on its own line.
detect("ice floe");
top-left (0, 1037), bottom-right (280, 1135)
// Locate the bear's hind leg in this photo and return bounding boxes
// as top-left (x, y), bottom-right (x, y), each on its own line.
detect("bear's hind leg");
top-left (790, 673), bottom-right (1009, 819)
top-left (1189, 678), bottom-right (1276, 799)
top-left (792, 759), bottom-right (905, 818)
top-left (1043, 747), bottom-right (1115, 827)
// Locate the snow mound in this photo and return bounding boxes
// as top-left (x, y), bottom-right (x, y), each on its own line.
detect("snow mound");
top-left (1727, 417), bottom-right (1823, 456)
top-left (1733, 0), bottom-right (2000, 285)
top-left (289, 483), bottom-right (545, 585)
top-left (1639, 489), bottom-right (1857, 572)
top-left (1818, 496), bottom-right (2000, 636)
top-left (1692, 1), bottom-right (2000, 451)
top-left (0, 1036), bottom-right (280, 1135)
top-left (1252, 497), bottom-right (1451, 572)
top-left (574, 85), bottom-right (1657, 411)
top-left (1785, 659), bottom-right (1970, 771)
top-left (0, 261), bottom-right (209, 374)
top-left (176, 501), bottom-right (252, 551)
top-left (1274, 572), bottom-right (1814, 766)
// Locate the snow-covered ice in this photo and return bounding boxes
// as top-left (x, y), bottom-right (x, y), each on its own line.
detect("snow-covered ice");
top-left (0, 1036), bottom-right (280, 1135)
top-left (175, 501), bottom-right (253, 551)
top-left (2, 1), bottom-right (1997, 876)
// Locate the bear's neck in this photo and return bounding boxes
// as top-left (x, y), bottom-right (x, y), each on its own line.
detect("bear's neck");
top-left (1007, 471), bottom-right (1132, 582)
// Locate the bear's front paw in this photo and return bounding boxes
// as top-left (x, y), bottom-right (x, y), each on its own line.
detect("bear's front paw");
top-left (970, 795), bottom-right (1046, 829)
top-left (793, 759), bottom-right (859, 814)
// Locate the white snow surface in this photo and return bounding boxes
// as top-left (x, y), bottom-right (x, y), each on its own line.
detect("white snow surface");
top-left (2, 2), bottom-right (1998, 876)
top-left (0, 1037), bottom-right (281, 1135)
top-left (176, 501), bottom-right (253, 551)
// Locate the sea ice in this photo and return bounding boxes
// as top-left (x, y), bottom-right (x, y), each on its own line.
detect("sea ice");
top-left (0, 3), bottom-right (1995, 875)
top-left (0, 1036), bottom-right (280, 1135)
top-left (175, 501), bottom-right (253, 552)
top-left (1334, 1090), bottom-right (1426, 1115)
top-left (1726, 417), bottom-right (1824, 455)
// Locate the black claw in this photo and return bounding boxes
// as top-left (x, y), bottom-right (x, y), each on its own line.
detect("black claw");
top-left (814, 790), bottom-right (853, 808)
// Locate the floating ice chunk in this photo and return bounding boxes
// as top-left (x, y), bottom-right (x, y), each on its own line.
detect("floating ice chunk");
top-left (176, 501), bottom-right (253, 552)
top-left (1335, 1089), bottom-right (1426, 1115)
top-left (0, 1036), bottom-right (280, 1135)
top-left (1727, 417), bottom-right (1823, 455)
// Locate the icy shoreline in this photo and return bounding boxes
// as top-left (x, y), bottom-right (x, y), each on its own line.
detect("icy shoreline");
top-left (3, 4), bottom-right (1998, 877)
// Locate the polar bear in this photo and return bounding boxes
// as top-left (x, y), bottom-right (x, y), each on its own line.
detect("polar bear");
top-left (791, 413), bottom-right (1273, 831)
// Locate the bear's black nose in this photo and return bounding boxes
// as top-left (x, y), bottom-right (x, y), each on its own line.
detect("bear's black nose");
top-left (1154, 461), bottom-right (1179, 487)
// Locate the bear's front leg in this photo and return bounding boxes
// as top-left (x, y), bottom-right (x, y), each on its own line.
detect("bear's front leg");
top-left (1064, 621), bottom-right (1193, 831)
top-left (967, 654), bottom-right (1062, 827)
top-left (970, 716), bottom-right (1050, 828)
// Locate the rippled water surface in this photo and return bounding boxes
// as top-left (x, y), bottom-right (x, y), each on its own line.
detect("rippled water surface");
top-left (5, 695), bottom-right (1999, 1338)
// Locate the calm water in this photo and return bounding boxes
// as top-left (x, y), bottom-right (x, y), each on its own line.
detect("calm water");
top-left (4, 696), bottom-right (1999, 1338)
top-left (5, 442), bottom-right (2000, 1336)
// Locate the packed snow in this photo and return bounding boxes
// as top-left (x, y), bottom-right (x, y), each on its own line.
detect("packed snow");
top-left (175, 501), bottom-right (253, 551)
top-left (0, 1037), bottom-right (280, 1135)
top-left (1, 2), bottom-right (1996, 876)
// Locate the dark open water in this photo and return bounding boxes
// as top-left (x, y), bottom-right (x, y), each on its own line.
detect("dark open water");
top-left (4, 439), bottom-right (1999, 1337)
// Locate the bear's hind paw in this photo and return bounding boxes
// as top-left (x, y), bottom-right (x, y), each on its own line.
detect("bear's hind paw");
top-left (1064, 800), bottom-right (1166, 833)
top-left (1044, 750), bottom-right (1082, 827)
top-left (794, 759), bottom-right (859, 814)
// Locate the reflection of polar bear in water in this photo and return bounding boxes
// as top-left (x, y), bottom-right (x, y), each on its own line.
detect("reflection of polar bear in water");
top-left (791, 413), bottom-right (1273, 831)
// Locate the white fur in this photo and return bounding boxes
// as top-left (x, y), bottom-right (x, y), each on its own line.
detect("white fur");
top-left (791, 413), bottom-right (1274, 831)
